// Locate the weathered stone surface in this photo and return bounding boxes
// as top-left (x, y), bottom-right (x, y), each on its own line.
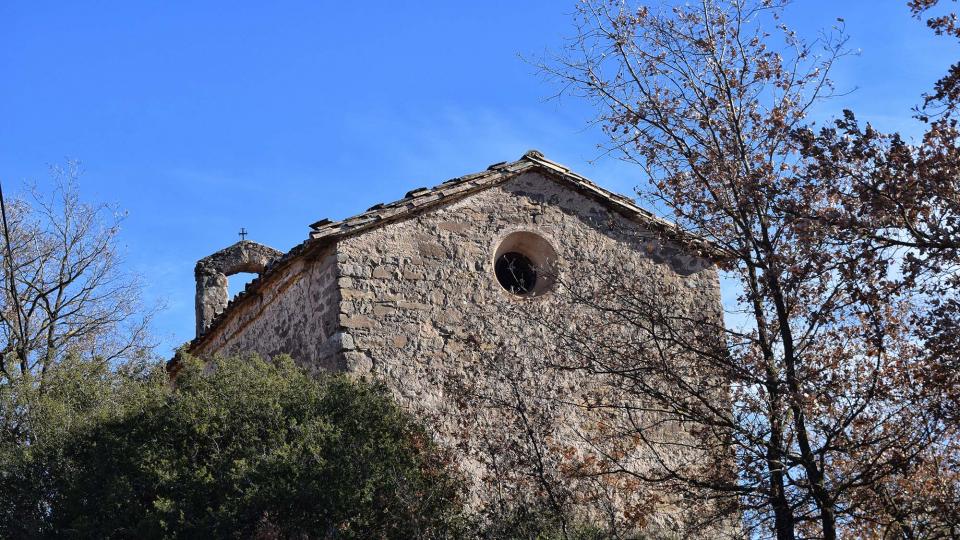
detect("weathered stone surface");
top-left (340, 315), bottom-right (375, 329)
top-left (192, 245), bottom-right (343, 372)
top-left (371, 265), bottom-right (394, 279)
top-left (188, 163), bottom-right (726, 536)
top-left (194, 240), bottom-right (283, 337)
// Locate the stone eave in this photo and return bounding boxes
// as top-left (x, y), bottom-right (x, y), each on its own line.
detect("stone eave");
top-left (177, 150), bottom-right (723, 366)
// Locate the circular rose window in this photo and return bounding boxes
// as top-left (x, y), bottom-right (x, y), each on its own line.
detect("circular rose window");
top-left (493, 231), bottom-right (557, 297)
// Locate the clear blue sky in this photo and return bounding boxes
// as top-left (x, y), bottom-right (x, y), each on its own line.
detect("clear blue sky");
top-left (1, 1), bottom-right (955, 355)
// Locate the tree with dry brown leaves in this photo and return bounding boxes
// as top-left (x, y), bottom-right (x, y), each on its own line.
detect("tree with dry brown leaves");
top-left (526, 1), bottom-right (955, 538)
top-left (790, 1), bottom-right (960, 537)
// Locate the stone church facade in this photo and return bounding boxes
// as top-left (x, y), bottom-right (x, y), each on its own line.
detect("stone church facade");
top-left (180, 151), bottom-right (725, 536)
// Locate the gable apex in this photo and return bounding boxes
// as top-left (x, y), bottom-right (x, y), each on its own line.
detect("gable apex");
top-left (306, 150), bottom-right (717, 259)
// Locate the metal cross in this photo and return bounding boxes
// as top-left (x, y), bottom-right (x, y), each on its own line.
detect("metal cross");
top-left (238, 227), bottom-right (248, 241)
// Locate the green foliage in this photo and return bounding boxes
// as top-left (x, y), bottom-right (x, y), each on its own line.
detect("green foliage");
top-left (0, 354), bottom-right (467, 539)
top-left (480, 506), bottom-right (609, 540)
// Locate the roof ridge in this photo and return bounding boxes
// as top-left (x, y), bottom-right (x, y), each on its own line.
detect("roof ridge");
top-left (307, 157), bottom-right (536, 237)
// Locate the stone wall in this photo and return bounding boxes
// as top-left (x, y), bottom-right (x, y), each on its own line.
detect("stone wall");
top-left (192, 245), bottom-right (343, 372)
top-left (334, 171), bottom-right (724, 534)
top-left (194, 240), bottom-right (284, 337)
top-left (191, 170), bottom-right (726, 535)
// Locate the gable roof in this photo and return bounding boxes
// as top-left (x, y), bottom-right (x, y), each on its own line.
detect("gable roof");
top-left (183, 150), bottom-right (721, 356)
top-left (307, 150), bottom-right (674, 244)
